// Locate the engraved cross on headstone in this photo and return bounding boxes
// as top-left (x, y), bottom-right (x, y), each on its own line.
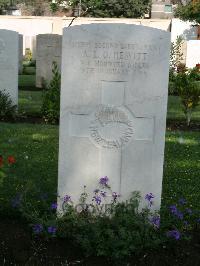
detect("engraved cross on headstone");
top-left (69, 81), bottom-right (154, 194)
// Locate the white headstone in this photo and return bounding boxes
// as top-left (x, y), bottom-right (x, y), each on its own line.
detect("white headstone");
top-left (19, 34), bottom-right (23, 74)
top-left (186, 40), bottom-right (200, 68)
top-left (171, 19), bottom-right (198, 42)
top-left (58, 24), bottom-right (170, 211)
top-left (0, 29), bottom-right (19, 105)
top-left (32, 36), bottom-right (36, 60)
top-left (36, 34), bottom-right (62, 88)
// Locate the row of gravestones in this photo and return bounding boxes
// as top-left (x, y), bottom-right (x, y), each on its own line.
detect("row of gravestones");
top-left (31, 35), bottom-right (200, 89)
top-left (4, 31), bottom-right (199, 91)
top-left (0, 30), bottom-right (60, 105)
top-left (0, 25), bottom-right (170, 212)
top-left (36, 34), bottom-right (62, 88)
top-left (0, 30), bottom-right (20, 106)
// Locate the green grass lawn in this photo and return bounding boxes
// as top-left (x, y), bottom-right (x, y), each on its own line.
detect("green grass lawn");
top-left (19, 75), bottom-right (36, 89)
top-left (18, 90), bottom-right (43, 116)
top-left (23, 66), bottom-right (36, 75)
top-left (168, 96), bottom-right (200, 121)
top-left (162, 131), bottom-right (200, 212)
top-left (0, 122), bottom-right (199, 219)
top-left (18, 90), bottom-right (200, 123)
top-left (0, 123), bottom-right (59, 213)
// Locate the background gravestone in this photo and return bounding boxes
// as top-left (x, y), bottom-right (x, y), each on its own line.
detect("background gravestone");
top-left (186, 40), bottom-right (200, 68)
top-left (19, 34), bottom-right (23, 74)
top-left (58, 24), bottom-right (170, 211)
top-left (0, 29), bottom-right (19, 105)
top-left (36, 34), bottom-right (62, 88)
top-left (24, 36), bottom-right (36, 60)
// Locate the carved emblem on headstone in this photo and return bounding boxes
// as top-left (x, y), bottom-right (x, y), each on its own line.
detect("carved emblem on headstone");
top-left (90, 105), bottom-right (134, 149)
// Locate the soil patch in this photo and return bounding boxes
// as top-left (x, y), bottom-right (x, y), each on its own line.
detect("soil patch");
top-left (0, 218), bottom-right (200, 266)
top-left (167, 120), bottom-right (200, 131)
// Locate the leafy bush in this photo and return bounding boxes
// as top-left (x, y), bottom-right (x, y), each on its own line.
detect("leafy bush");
top-left (175, 1), bottom-right (200, 25)
top-left (169, 70), bottom-right (177, 95)
top-left (29, 60), bottom-right (36, 67)
top-left (27, 176), bottom-right (200, 262)
top-left (22, 176), bottom-right (164, 262)
top-left (52, 0), bottom-right (151, 18)
top-left (57, 192), bottom-right (163, 261)
top-left (24, 48), bottom-right (32, 61)
top-left (173, 67), bottom-right (200, 126)
top-left (170, 36), bottom-right (184, 73)
top-left (169, 37), bottom-right (185, 95)
top-left (1, 155), bottom-right (200, 263)
top-left (41, 62), bottom-right (61, 124)
top-left (23, 60), bottom-right (36, 67)
top-left (0, 90), bottom-right (17, 121)
top-left (22, 66), bottom-right (36, 75)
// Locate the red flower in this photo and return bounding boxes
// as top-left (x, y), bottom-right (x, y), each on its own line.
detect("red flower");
top-left (0, 155), bottom-right (3, 167)
top-left (7, 156), bottom-right (16, 164)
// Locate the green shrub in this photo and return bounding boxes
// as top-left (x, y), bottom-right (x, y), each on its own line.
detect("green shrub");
top-left (52, 0), bottom-right (151, 18)
top-left (173, 67), bottom-right (200, 126)
top-left (22, 66), bottom-right (36, 75)
top-left (168, 70), bottom-right (177, 95)
top-left (0, 90), bottom-right (17, 121)
top-left (57, 192), bottom-right (162, 262)
top-left (29, 60), bottom-right (36, 67)
top-left (15, 175), bottom-right (163, 262)
top-left (41, 62), bottom-right (61, 124)
top-left (24, 48), bottom-right (32, 61)
top-left (22, 60), bottom-right (36, 67)
top-left (170, 36), bottom-right (184, 73)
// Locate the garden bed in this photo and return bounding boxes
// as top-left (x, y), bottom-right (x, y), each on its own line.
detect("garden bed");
top-left (0, 121), bottom-right (199, 266)
top-left (0, 218), bottom-right (200, 266)
top-left (167, 120), bottom-right (200, 131)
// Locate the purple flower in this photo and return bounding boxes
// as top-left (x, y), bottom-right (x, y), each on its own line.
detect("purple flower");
top-left (63, 195), bottom-right (71, 203)
top-left (112, 192), bottom-right (120, 201)
top-left (145, 193), bottom-right (155, 207)
top-left (184, 221), bottom-right (189, 226)
top-left (51, 202), bottom-right (57, 210)
top-left (169, 205), bottom-right (183, 219)
top-left (99, 176), bottom-right (109, 186)
top-left (196, 218), bottom-right (200, 223)
top-left (100, 191), bottom-right (107, 198)
top-left (176, 211), bottom-right (184, 220)
top-left (178, 198), bottom-right (186, 205)
top-left (169, 205), bottom-right (178, 215)
top-left (11, 194), bottom-right (22, 208)
top-left (47, 226), bottom-right (57, 234)
top-left (150, 216), bottom-right (160, 228)
top-left (145, 193), bottom-right (154, 201)
top-left (185, 208), bottom-right (193, 215)
top-left (167, 230), bottom-right (181, 240)
top-left (33, 224), bottom-right (43, 234)
top-left (93, 195), bottom-right (101, 205)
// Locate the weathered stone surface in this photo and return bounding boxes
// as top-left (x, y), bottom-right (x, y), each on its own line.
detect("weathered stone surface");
top-left (36, 34), bottom-right (62, 88)
top-left (186, 40), bottom-right (200, 68)
top-left (18, 34), bottom-right (23, 74)
top-left (58, 24), bottom-right (170, 211)
top-left (0, 29), bottom-right (19, 105)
